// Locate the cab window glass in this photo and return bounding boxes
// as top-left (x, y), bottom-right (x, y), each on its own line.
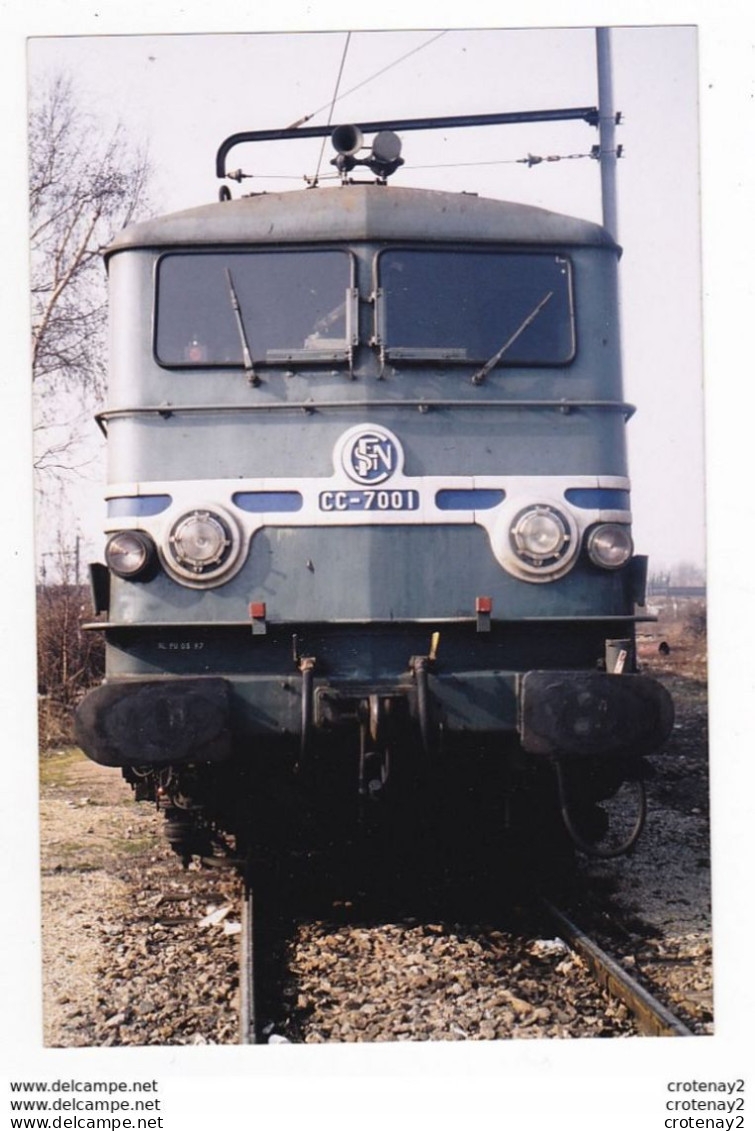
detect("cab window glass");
top-left (378, 248), bottom-right (574, 364)
top-left (155, 250), bottom-right (352, 366)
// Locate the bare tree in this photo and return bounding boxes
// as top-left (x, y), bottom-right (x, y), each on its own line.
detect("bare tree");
top-left (29, 72), bottom-right (152, 478)
top-left (673, 560), bottom-right (706, 587)
top-left (36, 534), bottom-right (105, 749)
top-left (29, 73), bottom-right (151, 742)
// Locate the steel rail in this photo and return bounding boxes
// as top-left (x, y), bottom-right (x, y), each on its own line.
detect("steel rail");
top-left (239, 881), bottom-right (257, 1044)
top-left (542, 900), bottom-right (695, 1037)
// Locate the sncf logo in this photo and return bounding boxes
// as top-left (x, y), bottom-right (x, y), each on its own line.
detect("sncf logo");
top-left (340, 426), bottom-right (401, 485)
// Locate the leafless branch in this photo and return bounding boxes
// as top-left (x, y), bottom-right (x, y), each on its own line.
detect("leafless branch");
top-left (29, 71), bottom-right (153, 480)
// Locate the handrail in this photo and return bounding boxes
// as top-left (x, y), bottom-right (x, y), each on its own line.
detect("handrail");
top-left (216, 107), bottom-right (600, 178)
top-left (95, 398), bottom-right (635, 434)
top-left (83, 614), bottom-right (655, 632)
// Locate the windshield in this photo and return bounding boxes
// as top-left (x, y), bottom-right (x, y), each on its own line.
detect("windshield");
top-left (377, 248), bottom-right (574, 364)
top-left (155, 249), bottom-right (353, 366)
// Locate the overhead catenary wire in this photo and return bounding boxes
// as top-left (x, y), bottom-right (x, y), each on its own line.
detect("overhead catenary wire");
top-left (286, 29), bottom-right (449, 131)
top-left (311, 32), bottom-right (353, 186)
top-left (232, 149), bottom-right (618, 186)
top-left (406, 150), bottom-right (608, 170)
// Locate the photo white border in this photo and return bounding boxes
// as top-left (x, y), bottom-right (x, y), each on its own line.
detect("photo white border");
top-left (2, 2), bottom-right (753, 1124)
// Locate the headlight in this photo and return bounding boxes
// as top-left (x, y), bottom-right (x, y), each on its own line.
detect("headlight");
top-left (587, 524), bottom-right (633, 569)
top-left (169, 510), bottom-right (232, 573)
top-left (105, 531), bottom-right (155, 579)
top-left (510, 505), bottom-right (571, 568)
top-left (165, 507), bottom-right (241, 583)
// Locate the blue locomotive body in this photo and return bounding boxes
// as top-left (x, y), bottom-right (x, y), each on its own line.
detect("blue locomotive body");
top-left (76, 178), bottom-right (673, 860)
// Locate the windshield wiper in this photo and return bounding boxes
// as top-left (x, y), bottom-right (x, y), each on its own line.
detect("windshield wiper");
top-left (470, 290), bottom-right (553, 386)
top-left (225, 267), bottom-right (260, 386)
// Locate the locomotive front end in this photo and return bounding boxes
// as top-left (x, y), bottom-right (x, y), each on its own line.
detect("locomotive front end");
top-left (76, 175), bottom-right (672, 862)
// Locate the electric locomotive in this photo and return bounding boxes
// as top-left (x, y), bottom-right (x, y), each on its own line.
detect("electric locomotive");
top-left (76, 116), bottom-right (673, 865)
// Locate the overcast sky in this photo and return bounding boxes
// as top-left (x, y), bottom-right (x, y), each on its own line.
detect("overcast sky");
top-left (28, 25), bottom-right (704, 571)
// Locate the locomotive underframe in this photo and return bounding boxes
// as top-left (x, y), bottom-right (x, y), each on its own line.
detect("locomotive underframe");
top-left (77, 619), bottom-right (673, 767)
top-left (78, 653), bottom-right (669, 865)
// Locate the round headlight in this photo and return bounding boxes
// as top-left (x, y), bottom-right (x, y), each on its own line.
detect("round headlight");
top-left (169, 510), bottom-right (232, 573)
top-left (511, 505), bottom-right (570, 567)
top-left (587, 524), bottom-right (633, 569)
top-left (105, 531), bottom-right (155, 579)
top-left (163, 507), bottom-right (243, 586)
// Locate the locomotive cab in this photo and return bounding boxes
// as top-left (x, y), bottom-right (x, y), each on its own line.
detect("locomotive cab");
top-left (76, 129), bottom-right (673, 865)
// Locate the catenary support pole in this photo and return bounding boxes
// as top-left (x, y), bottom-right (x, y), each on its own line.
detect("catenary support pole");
top-left (596, 27), bottom-right (619, 242)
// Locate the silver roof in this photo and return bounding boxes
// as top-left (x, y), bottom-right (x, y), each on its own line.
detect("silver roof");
top-left (106, 183), bottom-right (618, 255)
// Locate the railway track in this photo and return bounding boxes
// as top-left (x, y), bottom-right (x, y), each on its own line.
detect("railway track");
top-left (540, 900), bottom-right (694, 1038)
top-left (238, 884), bottom-right (257, 1044)
top-left (235, 879), bottom-right (695, 1043)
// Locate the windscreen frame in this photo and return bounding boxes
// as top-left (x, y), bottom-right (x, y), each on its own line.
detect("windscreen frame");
top-left (373, 244), bottom-right (577, 367)
top-left (152, 246), bottom-right (358, 370)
